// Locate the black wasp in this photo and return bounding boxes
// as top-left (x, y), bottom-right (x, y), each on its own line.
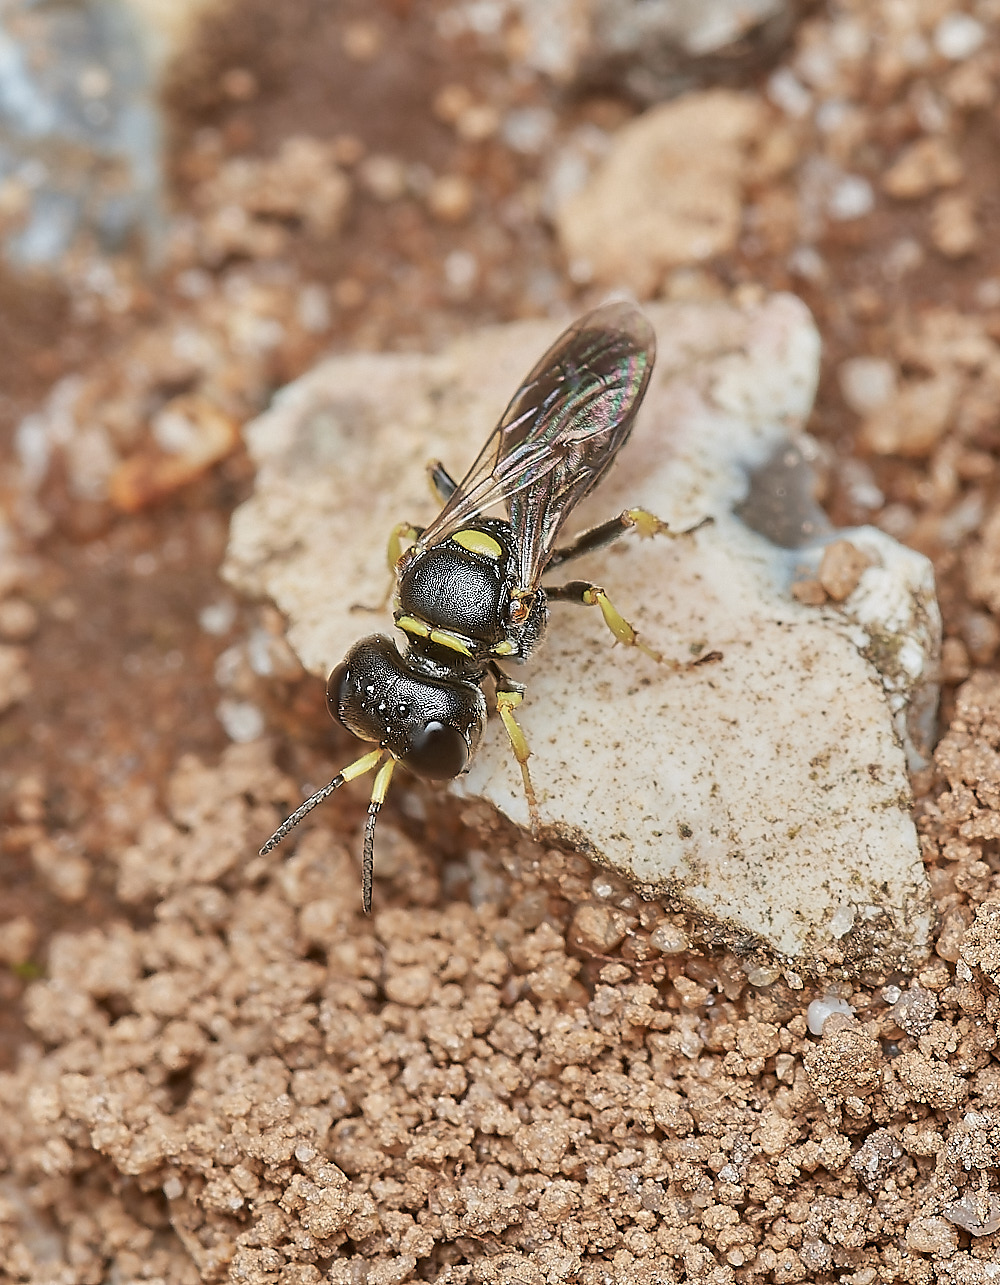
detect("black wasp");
top-left (261, 301), bottom-right (710, 911)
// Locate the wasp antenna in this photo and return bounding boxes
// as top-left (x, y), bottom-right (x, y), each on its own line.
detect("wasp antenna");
top-left (362, 756), bottom-right (397, 914)
top-left (260, 747), bottom-right (385, 856)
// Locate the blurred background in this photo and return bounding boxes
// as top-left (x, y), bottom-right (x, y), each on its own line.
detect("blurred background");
top-left (2, 1), bottom-right (1000, 1275)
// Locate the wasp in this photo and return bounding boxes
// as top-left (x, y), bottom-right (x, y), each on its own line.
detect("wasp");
top-left (261, 302), bottom-right (712, 911)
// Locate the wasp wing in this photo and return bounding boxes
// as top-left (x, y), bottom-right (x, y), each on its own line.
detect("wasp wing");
top-left (416, 301), bottom-right (655, 591)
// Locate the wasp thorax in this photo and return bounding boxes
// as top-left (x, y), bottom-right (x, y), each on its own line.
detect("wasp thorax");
top-left (396, 534), bottom-right (509, 648)
top-left (328, 635), bottom-right (486, 780)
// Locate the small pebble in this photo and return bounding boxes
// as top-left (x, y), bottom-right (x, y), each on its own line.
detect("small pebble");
top-left (502, 107), bottom-right (555, 154)
top-left (443, 250), bottom-right (477, 295)
top-left (0, 644), bottom-right (30, 712)
top-left (571, 903), bottom-right (630, 954)
top-left (943, 1194), bottom-right (1000, 1237)
top-left (649, 922), bottom-right (689, 954)
top-left (828, 174), bottom-right (875, 221)
top-left (806, 995), bottom-right (854, 1035)
top-left (818, 540), bottom-right (875, 602)
top-left (0, 916), bottom-right (37, 965)
top-left (839, 356), bottom-right (896, 415)
top-left (768, 68), bottom-right (812, 118)
top-left (32, 837), bottom-right (91, 903)
top-left (341, 20), bottom-right (382, 61)
top-left (358, 155), bottom-right (407, 202)
top-left (890, 984), bottom-right (937, 1036)
top-left (333, 278), bottom-right (366, 309)
top-left (743, 964), bottom-right (781, 988)
top-left (931, 192), bottom-right (978, 258)
top-left (934, 15), bottom-right (985, 62)
top-left (216, 698), bottom-right (265, 743)
top-left (426, 174), bottom-right (474, 223)
top-left (221, 67), bottom-right (258, 101)
top-left (297, 283), bottom-right (331, 334)
top-left (0, 597), bottom-right (39, 641)
top-left (829, 904), bottom-right (857, 939)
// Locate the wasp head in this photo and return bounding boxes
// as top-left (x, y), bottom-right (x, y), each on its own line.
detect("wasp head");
top-left (328, 635), bottom-right (487, 779)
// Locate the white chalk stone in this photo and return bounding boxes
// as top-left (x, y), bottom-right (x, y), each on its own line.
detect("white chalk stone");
top-left (225, 295), bottom-right (936, 974)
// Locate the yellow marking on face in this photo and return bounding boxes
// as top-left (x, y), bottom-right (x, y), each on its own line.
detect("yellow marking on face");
top-left (493, 640), bottom-right (516, 656)
top-left (397, 614), bottom-right (473, 656)
top-left (453, 528), bottom-right (503, 559)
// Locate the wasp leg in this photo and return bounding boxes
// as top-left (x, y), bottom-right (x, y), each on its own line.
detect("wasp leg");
top-left (387, 521), bottom-right (424, 572)
top-left (488, 662), bottom-right (540, 836)
top-left (349, 521), bottom-right (424, 614)
top-left (547, 508), bottom-right (709, 570)
top-left (427, 460), bottom-right (459, 504)
top-left (546, 580), bottom-right (721, 671)
top-left (546, 579), bottom-right (667, 665)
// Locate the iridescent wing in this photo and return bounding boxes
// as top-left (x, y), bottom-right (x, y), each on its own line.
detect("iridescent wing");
top-left (416, 301), bottom-right (656, 591)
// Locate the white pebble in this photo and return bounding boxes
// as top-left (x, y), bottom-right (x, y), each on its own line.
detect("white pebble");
top-left (502, 107), bottom-right (555, 154)
top-left (649, 923), bottom-right (688, 954)
top-left (767, 68), bottom-right (812, 119)
top-left (806, 995), bottom-right (854, 1035)
top-left (216, 698), bottom-right (265, 743)
top-left (934, 14), bottom-right (985, 61)
top-left (838, 357), bottom-right (896, 415)
top-left (444, 249), bottom-right (477, 291)
top-left (828, 175), bottom-right (875, 221)
top-left (297, 284), bottom-right (331, 334)
top-left (199, 599), bottom-right (237, 636)
top-left (829, 903), bottom-right (858, 939)
top-left (787, 245), bottom-right (827, 282)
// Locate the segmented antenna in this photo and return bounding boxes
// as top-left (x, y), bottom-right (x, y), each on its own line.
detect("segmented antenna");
top-left (259, 747), bottom-right (384, 856)
top-left (362, 757), bottom-right (397, 914)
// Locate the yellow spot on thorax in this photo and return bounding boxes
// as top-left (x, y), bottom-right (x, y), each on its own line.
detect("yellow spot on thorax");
top-left (452, 528), bottom-right (503, 559)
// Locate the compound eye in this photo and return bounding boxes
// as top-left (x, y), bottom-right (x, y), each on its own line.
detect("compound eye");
top-left (326, 662), bottom-right (350, 727)
top-left (403, 721), bottom-right (469, 780)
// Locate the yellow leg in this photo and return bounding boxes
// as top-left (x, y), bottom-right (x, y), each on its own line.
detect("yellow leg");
top-left (547, 507), bottom-right (711, 570)
top-left (495, 687), bottom-right (540, 835)
top-left (546, 580), bottom-right (720, 671)
top-left (583, 585), bottom-right (672, 667)
top-left (352, 521), bottom-right (425, 613)
top-left (626, 507), bottom-right (669, 539)
top-left (548, 580), bottom-right (673, 667)
top-left (387, 521), bottom-right (422, 573)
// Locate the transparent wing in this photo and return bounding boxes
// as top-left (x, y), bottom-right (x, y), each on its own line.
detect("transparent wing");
top-left (416, 301), bottom-right (656, 591)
